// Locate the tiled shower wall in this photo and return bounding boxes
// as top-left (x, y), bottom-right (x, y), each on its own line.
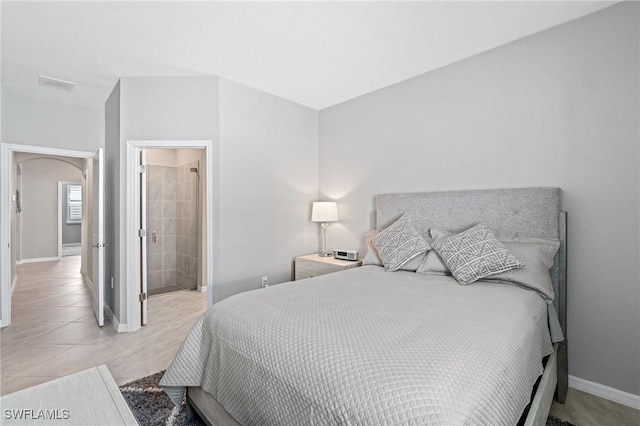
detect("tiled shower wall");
top-left (147, 162), bottom-right (199, 294)
top-left (176, 161), bottom-right (199, 290)
top-left (147, 165), bottom-right (177, 292)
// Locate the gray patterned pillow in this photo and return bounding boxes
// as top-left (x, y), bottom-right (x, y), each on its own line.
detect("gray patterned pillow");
top-left (371, 214), bottom-right (431, 272)
top-left (364, 229), bottom-right (429, 271)
top-left (430, 223), bottom-right (524, 285)
top-left (482, 238), bottom-right (560, 302)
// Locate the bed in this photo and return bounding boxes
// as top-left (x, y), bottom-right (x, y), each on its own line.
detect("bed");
top-left (161, 187), bottom-right (568, 425)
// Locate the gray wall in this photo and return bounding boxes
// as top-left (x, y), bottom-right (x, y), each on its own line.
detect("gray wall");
top-left (110, 76), bottom-right (219, 325)
top-left (1, 84), bottom-right (103, 323)
top-left (319, 3), bottom-right (639, 395)
top-left (105, 76), bottom-right (320, 324)
top-left (104, 81), bottom-right (120, 319)
top-left (19, 158), bottom-right (81, 259)
top-left (61, 183), bottom-right (82, 245)
top-left (1, 84), bottom-right (104, 151)
top-left (217, 78), bottom-right (318, 301)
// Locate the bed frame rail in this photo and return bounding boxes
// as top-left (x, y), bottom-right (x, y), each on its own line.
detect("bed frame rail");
top-left (525, 343), bottom-right (560, 426)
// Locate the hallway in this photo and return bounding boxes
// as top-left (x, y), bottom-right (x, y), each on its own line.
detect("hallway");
top-left (1, 256), bottom-right (207, 395)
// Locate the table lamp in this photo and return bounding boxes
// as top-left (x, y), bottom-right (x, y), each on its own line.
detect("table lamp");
top-left (311, 201), bottom-right (338, 257)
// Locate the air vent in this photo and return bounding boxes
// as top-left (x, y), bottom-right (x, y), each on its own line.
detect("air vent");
top-left (38, 75), bottom-right (75, 92)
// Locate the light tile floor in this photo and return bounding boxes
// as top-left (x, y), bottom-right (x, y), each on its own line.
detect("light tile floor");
top-left (2, 257), bottom-right (638, 425)
top-left (1, 256), bottom-right (207, 395)
top-left (551, 387), bottom-right (640, 425)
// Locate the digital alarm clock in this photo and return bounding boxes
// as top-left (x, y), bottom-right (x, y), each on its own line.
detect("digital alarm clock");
top-left (333, 249), bottom-right (359, 261)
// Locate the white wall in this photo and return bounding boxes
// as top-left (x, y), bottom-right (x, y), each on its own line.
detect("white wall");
top-left (217, 78), bottom-right (319, 301)
top-left (1, 84), bottom-right (104, 152)
top-left (18, 158), bottom-right (81, 259)
top-left (319, 3), bottom-right (639, 396)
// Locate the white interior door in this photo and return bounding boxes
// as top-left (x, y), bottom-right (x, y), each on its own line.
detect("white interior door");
top-left (139, 149), bottom-right (148, 325)
top-left (91, 148), bottom-right (105, 326)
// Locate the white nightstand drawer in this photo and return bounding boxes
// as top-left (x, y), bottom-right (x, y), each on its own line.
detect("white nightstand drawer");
top-left (294, 254), bottom-right (362, 281)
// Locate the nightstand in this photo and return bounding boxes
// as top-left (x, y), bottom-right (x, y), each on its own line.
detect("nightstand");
top-left (294, 254), bottom-right (362, 280)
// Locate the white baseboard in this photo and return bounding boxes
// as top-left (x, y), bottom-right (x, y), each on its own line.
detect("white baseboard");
top-left (20, 256), bottom-right (60, 264)
top-left (104, 304), bottom-right (126, 333)
top-left (569, 375), bottom-right (640, 410)
top-left (197, 284), bottom-right (208, 293)
top-left (11, 274), bottom-right (17, 295)
top-left (112, 317), bottom-right (127, 333)
top-left (16, 260), bottom-right (23, 265)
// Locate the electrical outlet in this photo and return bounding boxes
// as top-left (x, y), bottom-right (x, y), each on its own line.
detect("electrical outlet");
top-left (261, 276), bottom-right (269, 288)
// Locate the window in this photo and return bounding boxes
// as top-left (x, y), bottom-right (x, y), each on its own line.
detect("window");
top-left (67, 184), bottom-right (82, 224)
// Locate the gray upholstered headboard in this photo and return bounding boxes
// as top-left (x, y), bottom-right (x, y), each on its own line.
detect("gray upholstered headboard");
top-left (374, 187), bottom-right (568, 402)
top-left (375, 187), bottom-right (559, 239)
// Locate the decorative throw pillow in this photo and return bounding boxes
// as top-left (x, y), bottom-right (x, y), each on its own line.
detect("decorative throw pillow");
top-left (371, 214), bottom-right (431, 272)
top-left (482, 238), bottom-right (560, 302)
top-left (416, 228), bottom-right (453, 275)
top-left (430, 223), bottom-right (524, 285)
top-left (362, 230), bottom-right (384, 266)
top-left (364, 229), bottom-right (430, 272)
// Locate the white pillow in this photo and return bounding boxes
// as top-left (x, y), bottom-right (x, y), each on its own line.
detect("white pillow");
top-left (416, 228), bottom-right (453, 276)
top-left (482, 238), bottom-right (560, 302)
top-left (362, 230), bottom-right (384, 266)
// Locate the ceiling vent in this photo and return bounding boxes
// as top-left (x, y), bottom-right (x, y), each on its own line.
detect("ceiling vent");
top-left (38, 75), bottom-right (75, 92)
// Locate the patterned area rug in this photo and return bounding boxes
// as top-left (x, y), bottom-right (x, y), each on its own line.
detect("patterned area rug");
top-left (120, 371), bottom-right (575, 426)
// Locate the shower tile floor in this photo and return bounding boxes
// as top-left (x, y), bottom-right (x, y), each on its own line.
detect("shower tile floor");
top-left (148, 285), bottom-right (182, 296)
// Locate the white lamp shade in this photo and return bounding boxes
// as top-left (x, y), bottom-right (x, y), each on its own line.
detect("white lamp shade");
top-left (311, 201), bottom-right (338, 222)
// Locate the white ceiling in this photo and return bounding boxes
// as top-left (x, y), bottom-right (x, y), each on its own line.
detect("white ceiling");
top-left (1, 1), bottom-right (616, 110)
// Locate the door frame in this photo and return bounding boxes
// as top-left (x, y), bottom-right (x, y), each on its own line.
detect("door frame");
top-left (124, 140), bottom-right (218, 332)
top-left (0, 143), bottom-right (95, 327)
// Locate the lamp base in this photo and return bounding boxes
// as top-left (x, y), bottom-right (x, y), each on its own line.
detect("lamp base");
top-left (318, 222), bottom-right (332, 258)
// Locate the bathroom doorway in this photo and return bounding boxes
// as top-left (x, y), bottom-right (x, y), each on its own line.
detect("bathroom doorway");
top-left (143, 149), bottom-right (203, 297)
top-left (124, 139), bottom-right (216, 332)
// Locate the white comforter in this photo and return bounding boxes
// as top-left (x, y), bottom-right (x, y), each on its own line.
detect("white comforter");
top-left (161, 266), bottom-right (553, 425)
